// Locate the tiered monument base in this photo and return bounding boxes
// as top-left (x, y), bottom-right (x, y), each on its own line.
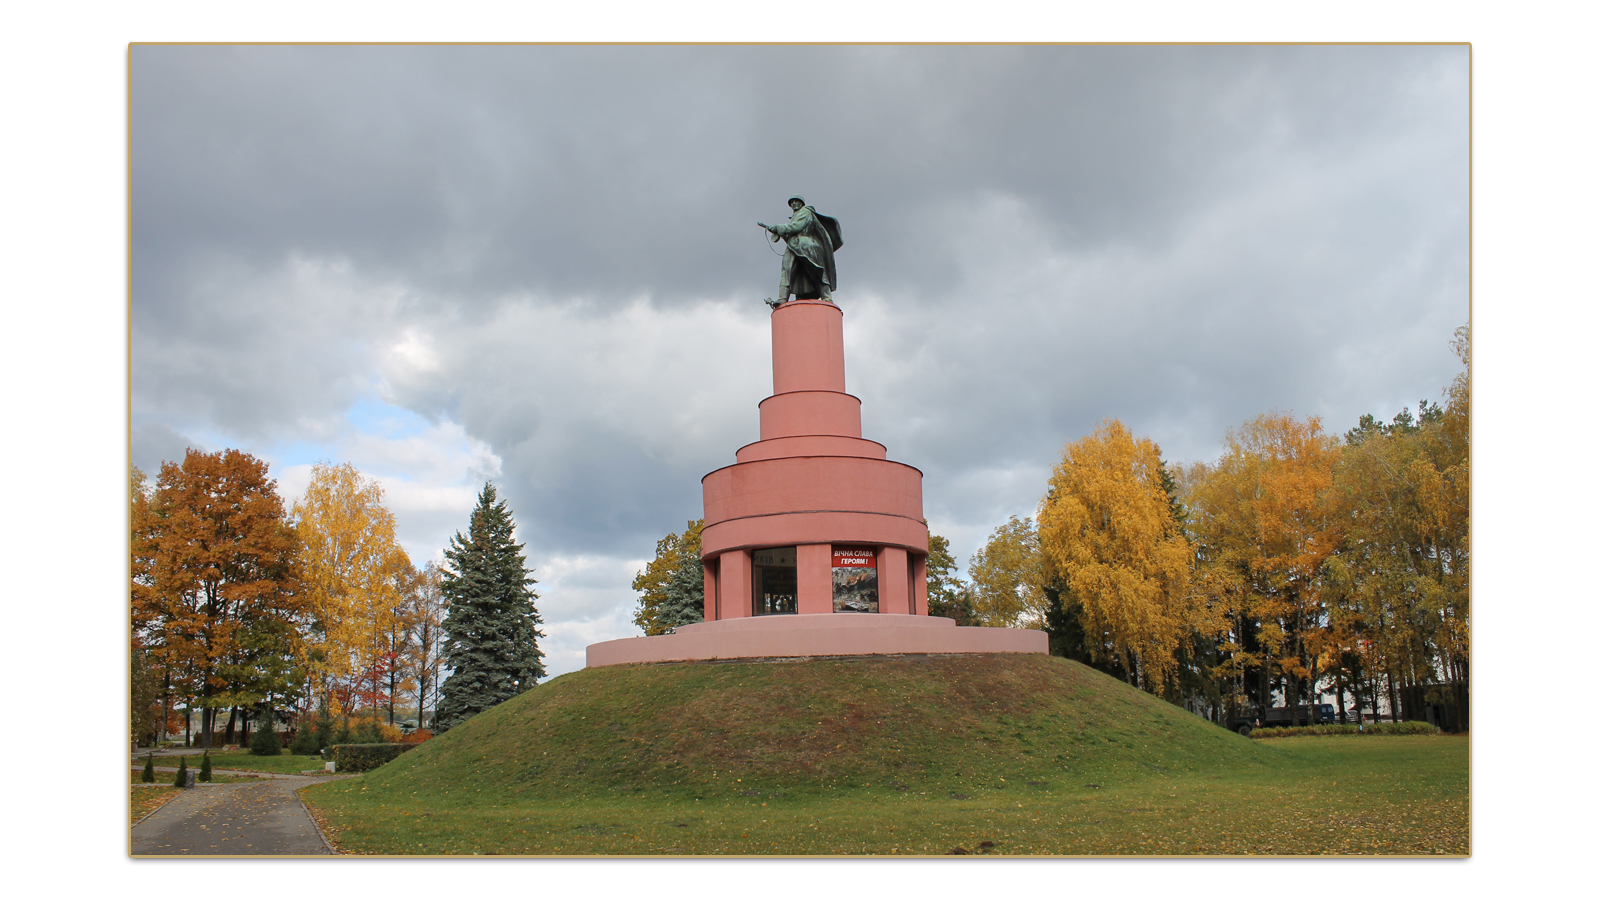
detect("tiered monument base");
top-left (585, 295), bottom-right (1049, 669)
top-left (586, 614), bottom-right (1047, 668)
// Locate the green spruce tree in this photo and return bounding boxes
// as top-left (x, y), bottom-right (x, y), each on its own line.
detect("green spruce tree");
top-left (313, 705), bottom-right (334, 751)
top-left (657, 551), bottom-right (705, 634)
top-left (173, 755), bottom-right (189, 788)
top-left (289, 721), bottom-right (319, 756)
top-left (198, 751), bottom-right (212, 782)
top-left (250, 708), bottom-right (281, 756)
top-left (434, 483), bottom-right (545, 732)
top-left (141, 754), bottom-right (155, 783)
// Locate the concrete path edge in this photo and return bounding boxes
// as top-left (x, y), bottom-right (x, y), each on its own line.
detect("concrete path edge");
top-left (294, 785), bottom-right (340, 854)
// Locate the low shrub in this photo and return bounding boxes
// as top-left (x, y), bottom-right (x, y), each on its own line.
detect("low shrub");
top-left (325, 743), bottom-right (417, 773)
top-left (1251, 721), bottom-right (1442, 739)
top-left (288, 726), bottom-right (320, 756)
top-left (397, 728), bottom-right (433, 745)
top-left (353, 717), bottom-right (383, 744)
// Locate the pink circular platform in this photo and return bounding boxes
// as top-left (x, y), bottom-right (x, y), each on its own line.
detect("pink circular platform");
top-left (587, 614), bottom-right (1047, 667)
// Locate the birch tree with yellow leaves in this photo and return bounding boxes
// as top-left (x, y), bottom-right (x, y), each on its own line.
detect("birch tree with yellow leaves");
top-left (1326, 326), bottom-right (1470, 725)
top-left (1185, 412), bottom-right (1344, 725)
top-left (1037, 420), bottom-right (1201, 693)
top-left (292, 462), bottom-right (412, 714)
top-left (967, 516), bottom-right (1049, 628)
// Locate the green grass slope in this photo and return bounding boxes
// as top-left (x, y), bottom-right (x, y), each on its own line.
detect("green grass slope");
top-left (345, 653), bottom-right (1275, 804)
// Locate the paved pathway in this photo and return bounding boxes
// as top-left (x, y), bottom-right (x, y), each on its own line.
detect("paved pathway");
top-left (132, 769), bottom-right (349, 856)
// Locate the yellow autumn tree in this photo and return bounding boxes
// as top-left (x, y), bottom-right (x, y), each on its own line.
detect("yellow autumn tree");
top-left (632, 520), bottom-right (704, 636)
top-left (1186, 412), bottom-right (1343, 722)
top-left (967, 516), bottom-right (1048, 627)
top-left (1325, 325), bottom-right (1470, 724)
top-left (292, 462), bottom-right (412, 713)
top-left (1037, 420), bottom-right (1198, 692)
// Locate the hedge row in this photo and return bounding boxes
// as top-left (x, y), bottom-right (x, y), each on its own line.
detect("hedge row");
top-left (323, 743), bottom-right (417, 772)
top-left (1250, 721), bottom-right (1442, 739)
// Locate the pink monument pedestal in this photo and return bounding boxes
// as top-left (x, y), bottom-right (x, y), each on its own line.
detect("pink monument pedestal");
top-left (586, 300), bottom-right (1046, 668)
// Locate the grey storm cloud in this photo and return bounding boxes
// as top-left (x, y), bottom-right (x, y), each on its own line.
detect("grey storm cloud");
top-left (131, 42), bottom-right (1467, 589)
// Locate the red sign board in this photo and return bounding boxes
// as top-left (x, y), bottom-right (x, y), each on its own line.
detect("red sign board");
top-left (832, 547), bottom-right (876, 568)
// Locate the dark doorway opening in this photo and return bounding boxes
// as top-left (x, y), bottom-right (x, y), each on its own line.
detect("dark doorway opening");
top-left (752, 546), bottom-right (798, 615)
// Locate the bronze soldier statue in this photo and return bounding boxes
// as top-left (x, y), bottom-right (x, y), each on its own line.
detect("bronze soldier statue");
top-left (758, 195), bottom-right (842, 308)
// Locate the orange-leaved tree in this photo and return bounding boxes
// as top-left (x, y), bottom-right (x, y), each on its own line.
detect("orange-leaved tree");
top-left (134, 449), bottom-right (303, 748)
top-left (131, 465), bottom-right (166, 744)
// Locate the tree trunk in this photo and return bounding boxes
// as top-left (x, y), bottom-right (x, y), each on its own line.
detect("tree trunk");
top-left (419, 665), bottom-right (429, 730)
top-left (224, 706), bottom-right (239, 743)
top-left (159, 668), bottom-right (172, 745)
top-left (1385, 670), bottom-right (1399, 722)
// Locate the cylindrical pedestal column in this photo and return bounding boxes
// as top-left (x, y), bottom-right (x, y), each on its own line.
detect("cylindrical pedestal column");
top-left (772, 301), bottom-right (846, 395)
top-left (911, 554), bottom-right (928, 616)
top-left (717, 549), bottom-right (752, 619)
top-left (879, 546), bottom-right (910, 615)
top-left (703, 559), bottom-right (719, 621)
top-left (796, 544), bottom-right (833, 615)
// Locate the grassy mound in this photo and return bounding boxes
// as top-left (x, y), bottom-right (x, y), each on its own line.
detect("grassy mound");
top-left (346, 653), bottom-right (1275, 805)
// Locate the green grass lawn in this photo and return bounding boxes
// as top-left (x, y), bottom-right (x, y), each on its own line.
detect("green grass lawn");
top-left (299, 656), bottom-right (1467, 856)
top-left (146, 750), bottom-right (330, 775)
top-left (130, 785), bottom-right (180, 824)
top-left (129, 768), bottom-right (266, 786)
top-left (306, 736), bottom-right (1465, 855)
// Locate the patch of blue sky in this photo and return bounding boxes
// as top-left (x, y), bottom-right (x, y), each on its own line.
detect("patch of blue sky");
top-left (345, 394), bottom-right (432, 440)
top-left (264, 439), bottom-right (334, 470)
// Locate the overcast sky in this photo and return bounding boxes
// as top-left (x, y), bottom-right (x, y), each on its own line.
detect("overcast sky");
top-left (130, 44), bottom-right (1468, 676)
top-left (6, 0), bottom-right (1600, 890)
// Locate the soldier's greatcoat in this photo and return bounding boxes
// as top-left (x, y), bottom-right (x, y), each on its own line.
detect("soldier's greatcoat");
top-left (770, 205), bottom-right (841, 298)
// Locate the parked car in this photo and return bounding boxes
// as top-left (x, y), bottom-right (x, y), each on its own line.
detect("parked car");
top-left (1227, 704), bottom-right (1336, 736)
